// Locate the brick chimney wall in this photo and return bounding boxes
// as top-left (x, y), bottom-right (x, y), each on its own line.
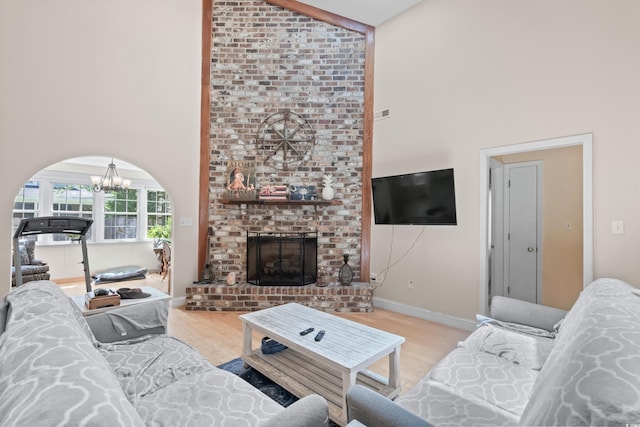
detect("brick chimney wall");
top-left (207, 1), bottom-right (366, 284)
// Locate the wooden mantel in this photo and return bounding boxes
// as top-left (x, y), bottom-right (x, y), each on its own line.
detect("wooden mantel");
top-left (219, 199), bottom-right (340, 207)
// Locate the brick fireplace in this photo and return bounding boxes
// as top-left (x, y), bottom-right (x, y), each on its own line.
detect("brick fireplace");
top-left (247, 231), bottom-right (317, 286)
top-left (189, 1), bottom-right (368, 313)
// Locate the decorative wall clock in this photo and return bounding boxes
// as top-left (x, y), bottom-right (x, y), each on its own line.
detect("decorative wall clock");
top-left (257, 110), bottom-right (315, 170)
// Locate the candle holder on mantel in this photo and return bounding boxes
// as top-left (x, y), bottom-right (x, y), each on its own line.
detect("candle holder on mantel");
top-left (338, 254), bottom-right (353, 286)
top-left (315, 266), bottom-right (328, 287)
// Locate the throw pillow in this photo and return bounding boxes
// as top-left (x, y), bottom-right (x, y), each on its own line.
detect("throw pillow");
top-left (476, 314), bottom-right (556, 338)
top-left (23, 240), bottom-right (36, 263)
top-left (13, 245), bottom-right (30, 266)
top-left (463, 322), bottom-right (555, 370)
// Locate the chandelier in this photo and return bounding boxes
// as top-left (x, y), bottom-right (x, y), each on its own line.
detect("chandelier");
top-left (91, 159), bottom-right (132, 192)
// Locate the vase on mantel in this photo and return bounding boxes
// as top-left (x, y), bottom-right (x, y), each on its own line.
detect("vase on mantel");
top-left (315, 266), bottom-right (328, 287)
top-left (321, 174), bottom-right (334, 200)
top-left (338, 254), bottom-right (353, 286)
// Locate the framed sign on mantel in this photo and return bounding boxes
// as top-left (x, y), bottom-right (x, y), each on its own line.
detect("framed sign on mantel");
top-left (222, 160), bottom-right (257, 200)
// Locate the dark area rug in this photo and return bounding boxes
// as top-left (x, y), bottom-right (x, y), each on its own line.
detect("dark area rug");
top-left (217, 357), bottom-right (339, 426)
top-left (217, 358), bottom-right (298, 407)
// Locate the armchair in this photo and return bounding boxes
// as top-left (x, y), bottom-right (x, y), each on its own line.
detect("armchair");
top-left (11, 239), bottom-right (50, 286)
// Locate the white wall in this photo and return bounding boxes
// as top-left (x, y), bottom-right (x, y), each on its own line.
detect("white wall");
top-left (372, 0), bottom-right (640, 320)
top-left (4, 0), bottom-right (639, 320)
top-left (37, 241), bottom-right (159, 281)
top-left (0, 0), bottom-right (202, 299)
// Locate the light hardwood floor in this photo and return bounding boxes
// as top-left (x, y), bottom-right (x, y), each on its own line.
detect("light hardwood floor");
top-left (171, 307), bottom-right (471, 393)
top-left (59, 275), bottom-right (470, 394)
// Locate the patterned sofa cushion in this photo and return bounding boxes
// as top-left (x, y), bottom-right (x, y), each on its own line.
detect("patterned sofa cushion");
top-left (11, 264), bottom-right (50, 277)
top-left (396, 379), bottom-right (519, 426)
top-left (520, 278), bottom-right (640, 425)
top-left (99, 333), bottom-right (286, 426)
top-left (423, 347), bottom-right (538, 417)
top-left (134, 366), bottom-right (284, 427)
top-left (394, 344), bottom-right (538, 426)
top-left (0, 281), bottom-right (144, 427)
top-left (99, 335), bottom-right (214, 402)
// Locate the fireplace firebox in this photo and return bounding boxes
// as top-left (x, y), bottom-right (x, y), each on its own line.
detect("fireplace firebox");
top-left (247, 231), bottom-right (317, 286)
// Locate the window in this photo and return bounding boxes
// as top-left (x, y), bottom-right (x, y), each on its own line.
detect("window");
top-left (104, 189), bottom-right (138, 240)
top-left (12, 171), bottom-right (170, 244)
top-left (12, 181), bottom-right (40, 235)
top-left (147, 190), bottom-right (172, 236)
top-left (52, 183), bottom-right (94, 241)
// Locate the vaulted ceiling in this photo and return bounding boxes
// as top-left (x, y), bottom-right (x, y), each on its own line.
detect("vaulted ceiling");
top-left (296, 0), bottom-right (424, 27)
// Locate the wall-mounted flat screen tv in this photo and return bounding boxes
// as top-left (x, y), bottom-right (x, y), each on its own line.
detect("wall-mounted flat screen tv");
top-left (372, 168), bottom-right (457, 225)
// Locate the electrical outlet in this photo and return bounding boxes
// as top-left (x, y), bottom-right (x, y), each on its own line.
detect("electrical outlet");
top-left (408, 279), bottom-right (415, 289)
top-left (370, 273), bottom-right (378, 282)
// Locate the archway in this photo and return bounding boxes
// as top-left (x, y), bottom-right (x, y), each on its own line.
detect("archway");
top-left (10, 156), bottom-right (173, 295)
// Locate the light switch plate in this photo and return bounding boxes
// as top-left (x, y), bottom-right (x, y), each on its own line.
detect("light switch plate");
top-left (612, 220), bottom-right (624, 235)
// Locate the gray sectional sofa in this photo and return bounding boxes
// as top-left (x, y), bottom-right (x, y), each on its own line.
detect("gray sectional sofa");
top-left (347, 278), bottom-right (640, 426)
top-left (0, 281), bottom-right (329, 427)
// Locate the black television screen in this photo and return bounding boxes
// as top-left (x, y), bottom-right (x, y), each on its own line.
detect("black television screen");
top-left (372, 168), bottom-right (457, 225)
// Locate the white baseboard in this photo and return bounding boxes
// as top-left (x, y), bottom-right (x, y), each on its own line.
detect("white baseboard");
top-left (373, 297), bottom-right (476, 331)
top-left (169, 295), bottom-right (475, 331)
top-left (172, 296), bottom-right (186, 308)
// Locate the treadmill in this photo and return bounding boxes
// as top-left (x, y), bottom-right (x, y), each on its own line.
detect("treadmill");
top-left (13, 216), bottom-right (93, 292)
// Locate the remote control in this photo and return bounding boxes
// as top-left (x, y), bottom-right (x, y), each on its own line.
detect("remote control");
top-left (300, 327), bottom-right (314, 336)
top-left (314, 330), bottom-right (325, 342)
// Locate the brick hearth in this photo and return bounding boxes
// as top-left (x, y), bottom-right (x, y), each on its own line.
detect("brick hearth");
top-left (186, 282), bottom-right (372, 313)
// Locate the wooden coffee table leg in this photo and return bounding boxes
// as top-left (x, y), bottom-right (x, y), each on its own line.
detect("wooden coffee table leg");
top-left (341, 369), bottom-right (358, 423)
top-left (389, 346), bottom-right (401, 393)
top-left (241, 322), bottom-right (253, 368)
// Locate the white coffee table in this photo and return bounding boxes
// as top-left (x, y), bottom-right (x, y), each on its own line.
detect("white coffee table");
top-left (240, 303), bottom-right (405, 426)
top-left (70, 286), bottom-right (171, 316)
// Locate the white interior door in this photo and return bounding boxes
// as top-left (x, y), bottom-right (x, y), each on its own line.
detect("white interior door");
top-left (503, 161), bottom-right (542, 304)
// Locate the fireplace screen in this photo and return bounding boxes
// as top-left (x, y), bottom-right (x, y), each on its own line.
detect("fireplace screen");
top-left (247, 231), bottom-right (317, 286)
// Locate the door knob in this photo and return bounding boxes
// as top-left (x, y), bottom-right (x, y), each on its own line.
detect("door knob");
top-left (527, 247), bottom-right (534, 252)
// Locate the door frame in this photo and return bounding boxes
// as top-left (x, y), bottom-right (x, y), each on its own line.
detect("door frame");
top-left (479, 133), bottom-right (593, 314)
top-left (502, 161), bottom-right (543, 303)
top-left (489, 157), bottom-right (504, 300)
